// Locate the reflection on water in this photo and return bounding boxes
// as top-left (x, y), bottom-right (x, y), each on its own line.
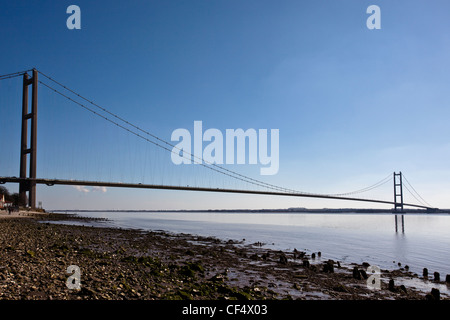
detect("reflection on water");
top-left (394, 215), bottom-right (405, 233)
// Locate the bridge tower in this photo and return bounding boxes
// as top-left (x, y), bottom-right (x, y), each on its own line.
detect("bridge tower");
top-left (19, 69), bottom-right (38, 209)
top-left (393, 172), bottom-right (403, 212)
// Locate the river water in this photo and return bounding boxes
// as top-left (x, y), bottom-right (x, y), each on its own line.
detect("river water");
top-left (54, 210), bottom-right (450, 280)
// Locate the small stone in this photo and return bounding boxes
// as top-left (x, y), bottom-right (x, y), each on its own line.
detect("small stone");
top-left (26, 250), bottom-right (36, 258)
top-left (423, 268), bottom-right (428, 277)
top-left (317, 252), bottom-right (321, 257)
top-left (446, 274), bottom-right (450, 283)
top-left (208, 273), bottom-right (226, 283)
top-left (302, 259), bottom-right (310, 268)
top-left (332, 284), bottom-right (347, 293)
top-left (311, 253), bottom-right (316, 259)
top-left (399, 285), bottom-right (407, 293)
top-left (279, 253), bottom-right (288, 265)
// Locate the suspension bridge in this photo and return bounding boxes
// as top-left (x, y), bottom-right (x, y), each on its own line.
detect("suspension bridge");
top-left (0, 69), bottom-right (436, 211)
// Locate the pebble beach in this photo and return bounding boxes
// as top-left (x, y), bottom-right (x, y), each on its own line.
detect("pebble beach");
top-left (0, 210), bottom-right (448, 300)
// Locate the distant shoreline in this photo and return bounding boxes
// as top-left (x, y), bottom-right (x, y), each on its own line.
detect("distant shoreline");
top-left (49, 208), bottom-right (450, 214)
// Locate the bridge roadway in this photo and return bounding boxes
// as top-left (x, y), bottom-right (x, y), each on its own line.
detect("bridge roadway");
top-left (0, 176), bottom-right (434, 210)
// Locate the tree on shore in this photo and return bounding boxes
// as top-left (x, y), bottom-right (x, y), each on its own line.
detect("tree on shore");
top-left (0, 186), bottom-right (11, 201)
top-left (0, 187), bottom-right (24, 207)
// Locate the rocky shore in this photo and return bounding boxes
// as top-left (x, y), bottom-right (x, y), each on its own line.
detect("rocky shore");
top-left (0, 211), bottom-right (448, 300)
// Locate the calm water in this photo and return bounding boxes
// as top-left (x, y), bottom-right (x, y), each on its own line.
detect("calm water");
top-left (55, 211), bottom-right (450, 278)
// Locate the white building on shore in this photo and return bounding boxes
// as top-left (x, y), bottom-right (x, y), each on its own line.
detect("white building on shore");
top-left (0, 193), bottom-right (12, 209)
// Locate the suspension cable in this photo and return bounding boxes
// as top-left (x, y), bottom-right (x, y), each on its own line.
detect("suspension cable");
top-left (37, 70), bottom-right (303, 194)
top-left (402, 174), bottom-right (433, 207)
top-left (0, 69), bottom-right (33, 81)
top-left (38, 79), bottom-right (298, 194)
top-left (326, 173), bottom-right (392, 196)
top-left (21, 69), bottom-right (429, 207)
top-left (402, 183), bottom-right (427, 207)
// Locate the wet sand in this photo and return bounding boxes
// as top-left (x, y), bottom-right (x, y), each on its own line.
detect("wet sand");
top-left (0, 211), bottom-right (448, 300)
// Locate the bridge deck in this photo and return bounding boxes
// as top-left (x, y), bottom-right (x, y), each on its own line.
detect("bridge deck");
top-left (0, 176), bottom-right (433, 210)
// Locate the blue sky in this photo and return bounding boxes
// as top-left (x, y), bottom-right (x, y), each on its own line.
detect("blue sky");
top-left (1, 0), bottom-right (450, 210)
